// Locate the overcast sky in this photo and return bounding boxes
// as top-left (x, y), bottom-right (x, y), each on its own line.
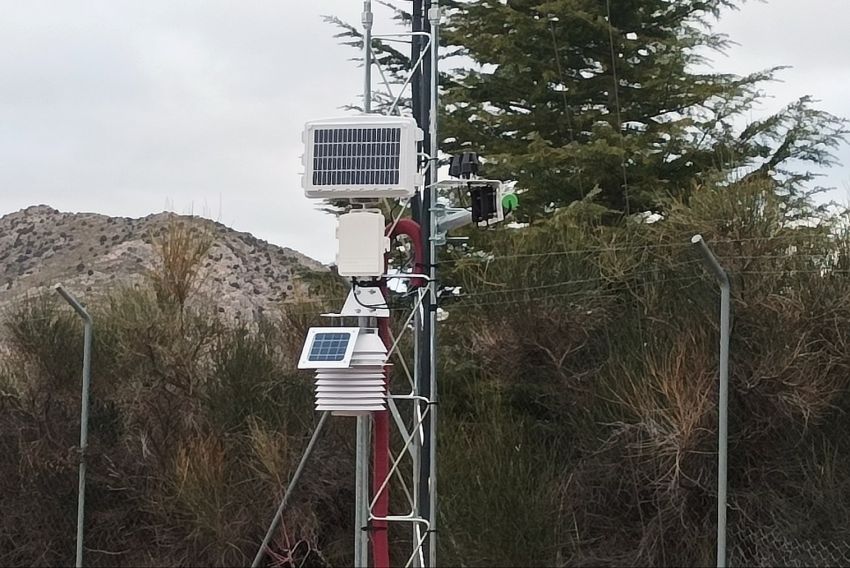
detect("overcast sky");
top-left (1, 1), bottom-right (847, 263)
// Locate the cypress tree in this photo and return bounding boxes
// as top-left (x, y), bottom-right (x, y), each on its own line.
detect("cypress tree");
top-left (329, 1), bottom-right (847, 218)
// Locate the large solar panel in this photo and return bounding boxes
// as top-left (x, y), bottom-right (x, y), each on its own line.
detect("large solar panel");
top-left (302, 116), bottom-right (420, 198)
top-left (312, 127), bottom-right (401, 187)
top-left (308, 332), bottom-right (352, 362)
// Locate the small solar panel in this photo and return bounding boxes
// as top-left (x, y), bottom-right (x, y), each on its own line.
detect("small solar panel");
top-left (308, 332), bottom-right (352, 362)
top-left (312, 127), bottom-right (402, 187)
top-left (298, 327), bottom-right (360, 369)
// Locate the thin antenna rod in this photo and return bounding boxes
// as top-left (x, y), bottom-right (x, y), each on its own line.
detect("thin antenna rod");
top-left (363, 0), bottom-right (373, 113)
top-left (357, 7), bottom-right (374, 567)
top-left (356, 4), bottom-right (374, 566)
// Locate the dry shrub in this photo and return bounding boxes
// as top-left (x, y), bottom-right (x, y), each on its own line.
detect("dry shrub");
top-left (6, 179), bottom-right (850, 566)
top-left (439, 179), bottom-right (850, 565)
top-left (148, 216), bottom-right (213, 311)
top-left (0, 217), bottom-right (347, 567)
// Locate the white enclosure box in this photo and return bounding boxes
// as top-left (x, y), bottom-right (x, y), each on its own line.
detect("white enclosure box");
top-left (302, 115), bottom-right (423, 199)
top-left (336, 210), bottom-right (390, 278)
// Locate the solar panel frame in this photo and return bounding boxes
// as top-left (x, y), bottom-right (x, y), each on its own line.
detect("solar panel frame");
top-left (302, 116), bottom-right (421, 199)
top-left (298, 327), bottom-right (361, 369)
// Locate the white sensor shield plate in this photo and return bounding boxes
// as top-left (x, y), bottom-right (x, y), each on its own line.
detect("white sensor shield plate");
top-left (298, 327), bottom-right (361, 369)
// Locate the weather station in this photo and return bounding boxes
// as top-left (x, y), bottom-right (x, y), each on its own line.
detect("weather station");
top-left (252, 2), bottom-right (516, 567)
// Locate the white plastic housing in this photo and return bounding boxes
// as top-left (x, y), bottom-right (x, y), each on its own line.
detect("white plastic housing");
top-left (302, 115), bottom-right (423, 199)
top-left (313, 330), bottom-right (388, 416)
top-left (336, 210), bottom-right (390, 278)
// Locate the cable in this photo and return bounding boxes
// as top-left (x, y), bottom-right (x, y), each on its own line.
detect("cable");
top-left (605, 0), bottom-right (631, 215)
top-left (438, 233), bottom-right (850, 264)
top-left (351, 280), bottom-right (391, 311)
top-left (447, 275), bottom-right (706, 310)
top-left (451, 259), bottom-right (703, 299)
top-left (439, 241), bottom-right (691, 264)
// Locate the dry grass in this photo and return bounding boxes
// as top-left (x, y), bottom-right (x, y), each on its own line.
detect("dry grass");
top-left (148, 216), bottom-right (213, 311)
top-left (4, 180), bottom-right (850, 566)
top-left (437, 179), bottom-right (850, 565)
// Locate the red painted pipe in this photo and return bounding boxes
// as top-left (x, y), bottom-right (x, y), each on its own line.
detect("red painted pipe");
top-left (370, 218), bottom-right (425, 568)
top-left (388, 218), bottom-right (427, 290)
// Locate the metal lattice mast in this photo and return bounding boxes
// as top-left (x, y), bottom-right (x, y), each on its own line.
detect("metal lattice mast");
top-left (255, 6), bottom-right (510, 566)
top-left (359, 1), bottom-right (440, 565)
top-left (256, 3), bottom-right (448, 566)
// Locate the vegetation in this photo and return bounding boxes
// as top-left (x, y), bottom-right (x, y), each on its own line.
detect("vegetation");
top-left (5, 182), bottom-right (850, 566)
top-left (332, 0), bottom-right (846, 217)
top-left (1, 1), bottom-right (849, 567)
top-left (439, 0), bottom-right (846, 216)
top-left (436, 179), bottom-right (850, 565)
top-left (0, 222), bottom-right (352, 567)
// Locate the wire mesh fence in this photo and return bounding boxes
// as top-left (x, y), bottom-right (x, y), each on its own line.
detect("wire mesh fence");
top-left (729, 522), bottom-right (850, 567)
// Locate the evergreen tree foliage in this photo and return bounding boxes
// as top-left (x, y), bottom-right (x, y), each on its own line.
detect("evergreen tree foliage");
top-left (330, 1), bottom-right (847, 218)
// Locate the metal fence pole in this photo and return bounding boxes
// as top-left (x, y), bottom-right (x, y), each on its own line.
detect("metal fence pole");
top-left (252, 411), bottom-right (330, 568)
top-left (54, 284), bottom-right (93, 568)
top-left (691, 236), bottom-right (731, 568)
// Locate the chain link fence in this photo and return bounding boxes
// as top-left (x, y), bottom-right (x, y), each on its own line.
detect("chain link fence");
top-left (730, 524), bottom-right (850, 567)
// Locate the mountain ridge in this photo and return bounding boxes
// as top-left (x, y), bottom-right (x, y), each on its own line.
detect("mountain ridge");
top-left (0, 204), bottom-right (325, 322)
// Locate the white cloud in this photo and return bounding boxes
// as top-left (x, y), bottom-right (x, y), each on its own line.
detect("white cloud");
top-left (0, 0), bottom-right (846, 265)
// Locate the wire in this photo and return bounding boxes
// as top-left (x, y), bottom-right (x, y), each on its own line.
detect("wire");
top-left (736, 269), bottom-right (850, 275)
top-left (715, 253), bottom-right (843, 260)
top-left (605, 0), bottom-right (631, 215)
top-left (438, 233), bottom-right (850, 265)
top-left (282, 262), bottom-right (850, 318)
top-left (548, 18), bottom-right (585, 198)
top-left (452, 259), bottom-right (704, 299)
top-left (447, 275), bottom-right (706, 310)
top-left (439, 241), bottom-right (691, 264)
top-left (384, 197), bottom-right (412, 239)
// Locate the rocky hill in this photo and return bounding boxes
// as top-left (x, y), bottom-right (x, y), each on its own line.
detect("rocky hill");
top-left (0, 205), bottom-right (325, 322)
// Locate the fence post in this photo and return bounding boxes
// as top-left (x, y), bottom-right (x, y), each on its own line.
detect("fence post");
top-left (691, 236), bottom-right (731, 568)
top-left (54, 284), bottom-right (93, 568)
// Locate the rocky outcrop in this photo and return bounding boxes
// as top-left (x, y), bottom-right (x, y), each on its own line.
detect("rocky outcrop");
top-left (0, 205), bottom-right (325, 322)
